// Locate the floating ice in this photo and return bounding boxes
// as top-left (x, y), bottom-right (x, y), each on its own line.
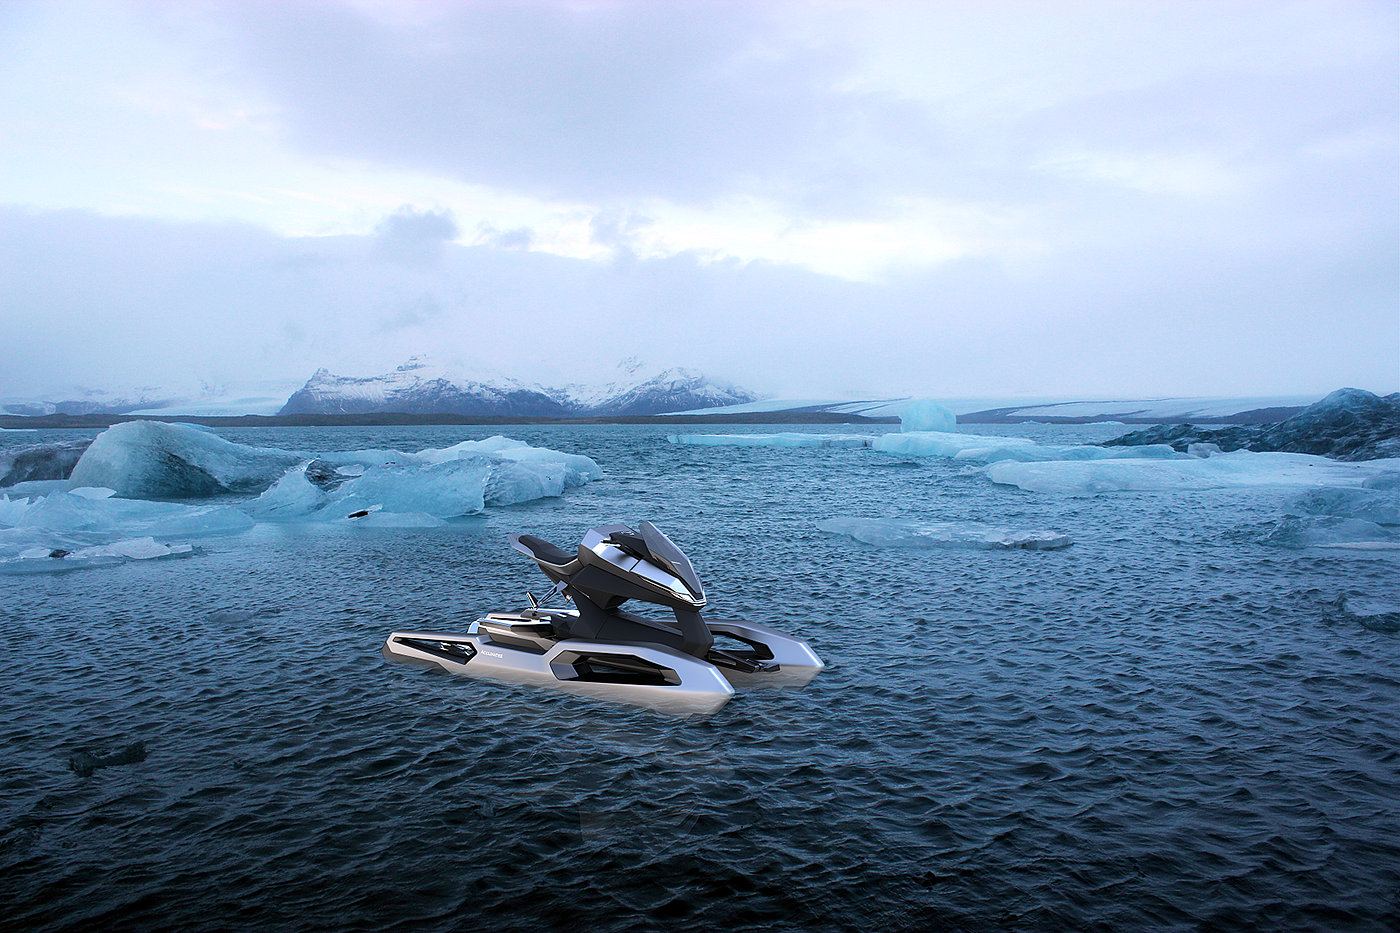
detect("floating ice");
top-left (247, 435), bottom-right (601, 521)
top-left (68, 421), bottom-right (303, 498)
top-left (10, 536), bottom-right (196, 573)
top-left (667, 428), bottom-right (1190, 465)
top-left (250, 458), bottom-right (491, 519)
top-left (875, 431), bottom-right (1185, 463)
top-left (55, 425), bottom-right (601, 522)
top-left (70, 486), bottom-right (116, 499)
top-left (2, 488), bottom-right (253, 537)
top-left (1285, 487), bottom-right (1400, 525)
top-left (4, 479), bottom-right (67, 497)
top-left (0, 487), bottom-right (238, 573)
top-left (1265, 516), bottom-right (1400, 550)
top-left (818, 517), bottom-right (1071, 550)
top-left (987, 450), bottom-right (1400, 495)
top-left (1333, 596), bottom-right (1400, 632)
top-left (900, 400), bottom-right (957, 434)
top-left (422, 436), bottom-right (604, 487)
top-left (667, 434), bottom-right (874, 448)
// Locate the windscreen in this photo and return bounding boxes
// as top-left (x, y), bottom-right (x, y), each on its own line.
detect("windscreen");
top-left (638, 521), bottom-right (704, 601)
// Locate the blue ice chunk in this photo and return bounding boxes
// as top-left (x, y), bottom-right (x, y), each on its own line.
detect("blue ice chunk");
top-left (1285, 487), bottom-right (1400, 525)
top-left (14, 489), bottom-right (254, 537)
top-left (1265, 516), bottom-right (1400, 550)
top-left (251, 457), bottom-right (492, 519)
top-left (422, 436), bottom-right (603, 486)
top-left (899, 400), bottom-right (956, 433)
top-left (68, 422), bottom-right (302, 498)
top-left (874, 431), bottom-right (1038, 459)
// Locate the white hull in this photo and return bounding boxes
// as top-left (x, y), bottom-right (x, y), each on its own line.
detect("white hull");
top-left (383, 616), bottom-right (823, 716)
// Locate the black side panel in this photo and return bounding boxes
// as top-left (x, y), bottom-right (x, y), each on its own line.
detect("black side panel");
top-left (565, 595), bottom-right (712, 658)
top-left (672, 609), bottom-right (714, 659)
top-left (549, 650), bottom-right (682, 687)
top-left (567, 563), bottom-right (688, 611)
top-left (393, 636), bottom-right (478, 664)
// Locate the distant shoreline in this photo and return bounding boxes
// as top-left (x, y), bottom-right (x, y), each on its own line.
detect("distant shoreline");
top-left (0, 411), bottom-right (900, 429)
top-left (0, 405), bottom-right (1305, 430)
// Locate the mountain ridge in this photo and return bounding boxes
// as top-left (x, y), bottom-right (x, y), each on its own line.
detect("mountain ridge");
top-left (277, 357), bottom-right (759, 417)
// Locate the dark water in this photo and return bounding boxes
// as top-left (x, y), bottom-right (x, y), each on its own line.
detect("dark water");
top-left (2, 424), bottom-right (1398, 932)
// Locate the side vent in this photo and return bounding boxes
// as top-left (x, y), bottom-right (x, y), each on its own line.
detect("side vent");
top-left (550, 651), bottom-right (682, 687)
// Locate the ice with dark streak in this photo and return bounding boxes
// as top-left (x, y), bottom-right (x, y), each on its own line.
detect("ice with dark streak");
top-left (68, 421), bottom-right (302, 497)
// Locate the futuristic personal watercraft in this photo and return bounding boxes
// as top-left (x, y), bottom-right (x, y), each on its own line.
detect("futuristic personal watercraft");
top-left (382, 521), bottom-right (824, 715)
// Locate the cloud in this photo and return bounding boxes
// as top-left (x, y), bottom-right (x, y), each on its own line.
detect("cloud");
top-left (153, 0), bottom-right (1393, 224)
top-left (0, 3), bottom-right (1393, 402)
top-left (475, 224), bottom-right (534, 250)
top-left (0, 205), bottom-right (1393, 401)
top-left (372, 205), bottom-right (459, 263)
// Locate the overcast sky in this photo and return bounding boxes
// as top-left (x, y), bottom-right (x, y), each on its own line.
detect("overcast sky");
top-left (1, 0), bottom-right (1395, 402)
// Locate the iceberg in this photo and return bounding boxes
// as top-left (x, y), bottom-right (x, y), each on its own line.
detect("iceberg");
top-left (68, 421), bottom-right (303, 498)
top-left (56, 426), bottom-right (601, 518)
top-left (817, 517), bottom-right (1071, 550)
top-left (667, 434), bottom-right (874, 448)
top-left (899, 400), bottom-right (957, 434)
top-left (422, 436), bottom-right (604, 486)
top-left (1101, 388), bottom-right (1400, 462)
top-left (986, 450), bottom-right (1400, 495)
top-left (247, 437), bottom-right (602, 520)
top-left (250, 458), bottom-right (491, 519)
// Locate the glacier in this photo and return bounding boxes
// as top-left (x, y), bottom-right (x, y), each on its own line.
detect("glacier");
top-left (818, 517), bottom-right (1071, 550)
top-left (668, 428), bottom-right (1187, 464)
top-left (986, 450), bottom-right (1400, 495)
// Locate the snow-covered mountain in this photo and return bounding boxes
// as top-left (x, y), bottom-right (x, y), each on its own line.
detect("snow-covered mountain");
top-left (277, 357), bottom-right (758, 417)
top-left (3, 378), bottom-right (305, 418)
top-left (2, 385), bottom-right (177, 417)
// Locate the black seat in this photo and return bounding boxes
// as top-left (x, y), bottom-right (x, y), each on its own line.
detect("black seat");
top-left (516, 534), bottom-right (573, 566)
